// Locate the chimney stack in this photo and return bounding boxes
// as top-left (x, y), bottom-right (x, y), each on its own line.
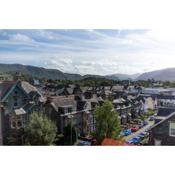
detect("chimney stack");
top-left (13, 72), bottom-right (22, 81)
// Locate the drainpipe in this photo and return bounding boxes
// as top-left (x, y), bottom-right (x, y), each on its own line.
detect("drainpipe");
top-left (0, 106), bottom-right (3, 145)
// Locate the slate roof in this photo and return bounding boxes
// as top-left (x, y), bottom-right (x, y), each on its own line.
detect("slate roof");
top-left (56, 87), bottom-right (74, 95)
top-left (113, 98), bottom-right (126, 104)
top-left (150, 111), bottom-right (175, 130)
top-left (101, 89), bottom-right (112, 95)
top-left (111, 85), bottom-right (124, 91)
top-left (21, 81), bottom-right (38, 94)
top-left (0, 81), bottom-right (16, 99)
top-left (80, 86), bottom-right (89, 93)
top-left (23, 102), bottom-right (36, 112)
top-left (87, 87), bottom-right (94, 91)
top-left (0, 80), bottom-right (43, 104)
top-left (51, 95), bottom-right (77, 108)
top-left (157, 107), bottom-right (175, 117)
top-left (104, 86), bottom-right (111, 90)
top-left (56, 88), bottom-right (65, 95)
top-left (82, 94), bottom-right (100, 103)
top-left (67, 87), bottom-right (74, 94)
top-left (14, 108), bottom-right (26, 115)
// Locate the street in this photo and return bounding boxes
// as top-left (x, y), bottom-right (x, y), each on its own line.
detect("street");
top-left (124, 118), bottom-right (155, 141)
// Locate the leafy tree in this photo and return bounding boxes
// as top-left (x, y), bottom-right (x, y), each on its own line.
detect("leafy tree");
top-left (94, 100), bottom-right (121, 144)
top-left (24, 112), bottom-right (57, 145)
top-left (63, 123), bottom-right (77, 145)
top-left (139, 114), bottom-right (147, 121)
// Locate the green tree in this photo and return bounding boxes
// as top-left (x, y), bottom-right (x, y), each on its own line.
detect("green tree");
top-left (24, 112), bottom-right (57, 145)
top-left (94, 100), bottom-right (121, 144)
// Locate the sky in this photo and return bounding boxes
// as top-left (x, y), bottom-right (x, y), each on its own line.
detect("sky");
top-left (0, 29), bottom-right (175, 75)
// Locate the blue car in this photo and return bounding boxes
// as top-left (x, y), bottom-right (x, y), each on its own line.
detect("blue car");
top-left (138, 134), bottom-right (145, 139)
top-left (123, 129), bottom-right (132, 136)
top-left (129, 137), bottom-right (141, 145)
top-left (78, 140), bottom-right (91, 146)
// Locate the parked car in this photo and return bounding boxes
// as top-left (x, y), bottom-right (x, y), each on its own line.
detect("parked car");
top-left (143, 120), bottom-right (148, 125)
top-left (123, 129), bottom-right (132, 136)
top-left (127, 137), bottom-right (140, 145)
top-left (138, 122), bottom-right (144, 128)
top-left (131, 126), bottom-right (139, 132)
top-left (149, 116), bottom-right (155, 121)
top-left (138, 134), bottom-right (145, 139)
top-left (140, 132), bottom-right (147, 136)
top-left (127, 139), bottom-right (133, 144)
top-left (78, 140), bottom-right (91, 146)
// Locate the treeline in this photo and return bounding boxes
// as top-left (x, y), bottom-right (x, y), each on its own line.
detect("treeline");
top-left (9, 72), bottom-right (175, 88)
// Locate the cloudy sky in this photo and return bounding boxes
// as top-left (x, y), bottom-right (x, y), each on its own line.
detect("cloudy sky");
top-left (0, 29), bottom-right (175, 75)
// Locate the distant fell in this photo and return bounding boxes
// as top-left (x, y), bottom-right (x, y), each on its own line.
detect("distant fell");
top-left (137, 68), bottom-right (175, 81)
top-left (0, 63), bottom-right (81, 80)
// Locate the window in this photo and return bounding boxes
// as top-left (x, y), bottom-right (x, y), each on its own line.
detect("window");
top-left (14, 97), bottom-right (18, 107)
top-left (11, 119), bottom-right (23, 129)
top-left (14, 90), bottom-right (18, 95)
top-left (17, 120), bottom-right (22, 128)
top-left (23, 98), bottom-right (27, 104)
top-left (11, 121), bottom-right (16, 128)
top-left (169, 122), bottom-right (175, 137)
top-left (68, 107), bottom-right (72, 113)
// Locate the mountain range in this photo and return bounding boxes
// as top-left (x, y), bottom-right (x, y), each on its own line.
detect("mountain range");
top-left (0, 63), bottom-right (175, 81)
top-left (137, 68), bottom-right (175, 81)
top-left (106, 73), bottom-right (141, 81)
top-left (0, 63), bottom-right (139, 81)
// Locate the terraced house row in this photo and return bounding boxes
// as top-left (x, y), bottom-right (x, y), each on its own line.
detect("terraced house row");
top-left (0, 73), bottom-right (158, 145)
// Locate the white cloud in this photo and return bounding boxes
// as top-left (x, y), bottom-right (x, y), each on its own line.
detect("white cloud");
top-left (9, 33), bottom-right (34, 43)
top-left (1, 29), bottom-right (175, 75)
top-left (38, 30), bottom-right (55, 40)
top-left (44, 57), bottom-right (80, 74)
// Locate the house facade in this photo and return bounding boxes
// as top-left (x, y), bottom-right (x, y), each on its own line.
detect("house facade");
top-left (149, 112), bottom-right (175, 145)
top-left (43, 95), bottom-right (95, 137)
top-left (0, 79), bottom-right (45, 145)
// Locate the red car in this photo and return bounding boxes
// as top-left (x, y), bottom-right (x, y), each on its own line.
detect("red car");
top-left (131, 126), bottom-right (139, 132)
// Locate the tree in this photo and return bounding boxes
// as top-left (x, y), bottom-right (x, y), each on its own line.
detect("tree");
top-left (24, 112), bottom-right (57, 145)
top-left (94, 100), bottom-right (121, 144)
top-left (63, 123), bottom-right (77, 145)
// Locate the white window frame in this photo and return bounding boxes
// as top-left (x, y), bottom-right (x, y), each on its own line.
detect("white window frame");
top-left (11, 118), bottom-right (23, 129)
top-left (169, 122), bottom-right (175, 137)
top-left (11, 120), bottom-right (16, 129)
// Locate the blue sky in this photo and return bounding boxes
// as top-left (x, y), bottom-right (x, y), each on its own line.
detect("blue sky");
top-left (0, 29), bottom-right (175, 75)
